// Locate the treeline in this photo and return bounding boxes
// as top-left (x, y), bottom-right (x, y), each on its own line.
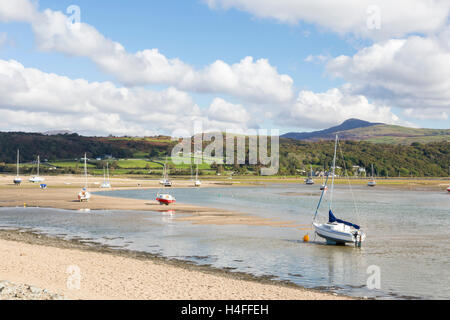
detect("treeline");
top-left (0, 132), bottom-right (173, 162)
top-left (277, 139), bottom-right (449, 177)
top-left (0, 132), bottom-right (448, 177)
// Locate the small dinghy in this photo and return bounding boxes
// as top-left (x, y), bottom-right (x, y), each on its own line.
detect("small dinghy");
top-left (156, 193), bottom-right (176, 205)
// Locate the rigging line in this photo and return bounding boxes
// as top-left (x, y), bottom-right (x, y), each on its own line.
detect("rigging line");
top-left (329, 135), bottom-right (338, 211)
top-left (337, 139), bottom-right (362, 228)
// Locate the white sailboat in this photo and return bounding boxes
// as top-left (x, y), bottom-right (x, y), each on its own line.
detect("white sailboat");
top-left (159, 157), bottom-right (172, 187)
top-left (13, 149), bottom-right (22, 185)
top-left (305, 165), bottom-right (314, 185)
top-left (29, 155), bottom-right (45, 183)
top-left (312, 135), bottom-right (366, 246)
top-left (77, 153), bottom-right (91, 202)
top-left (156, 157), bottom-right (175, 205)
top-left (194, 162), bottom-right (201, 187)
top-left (368, 164), bottom-right (377, 187)
top-left (100, 162), bottom-right (111, 188)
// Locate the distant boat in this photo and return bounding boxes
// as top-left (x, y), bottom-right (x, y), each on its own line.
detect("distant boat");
top-left (305, 165), bottom-right (314, 185)
top-left (447, 186), bottom-right (450, 193)
top-left (159, 157), bottom-right (172, 187)
top-left (368, 164), bottom-right (376, 187)
top-left (156, 157), bottom-right (175, 205)
top-left (194, 162), bottom-right (201, 187)
top-left (312, 135), bottom-right (366, 246)
top-left (77, 153), bottom-right (91, 202)
top-left (29, 155), bottom-right (45, 183)
top-left (319, 165), bottom-right (327, 191)
top-left (156, 193), bottom-right (176, 205)
top-left (100, 162), bottom-right (111, 188)
top-left (13, 149), bottom-right (22, 185)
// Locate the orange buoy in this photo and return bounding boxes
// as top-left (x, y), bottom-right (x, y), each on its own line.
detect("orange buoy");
top-left (303, 234), bottom-right (310, 242)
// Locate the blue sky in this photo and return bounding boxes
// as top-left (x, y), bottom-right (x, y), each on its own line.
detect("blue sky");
top-left (0, 0), bottom-right (448, 135)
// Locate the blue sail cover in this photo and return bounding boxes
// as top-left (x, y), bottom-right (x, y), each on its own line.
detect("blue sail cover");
top-left (329, 210), bottom-right (360, 230)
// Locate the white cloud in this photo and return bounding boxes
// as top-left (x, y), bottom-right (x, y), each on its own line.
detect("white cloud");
top-left (0, 59), bottom-right (252, 136)
top-left (205, 0), bottom-right (450, 39)
top-left (275, 87), bottom-right (403, 129)
top-left (0, 1), bottom-right (293, 104)
top-left (207, 98), bottom-right (250, 123)
top-left (326, 34), bottom-right (450, 121)
top-left (0, 0), bottom-right (37, 22)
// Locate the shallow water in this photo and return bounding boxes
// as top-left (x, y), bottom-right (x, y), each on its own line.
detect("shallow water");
top-left (1, 184), bottom-right (449, 299)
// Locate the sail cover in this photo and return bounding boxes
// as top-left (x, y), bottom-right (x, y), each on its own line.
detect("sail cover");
top-left (329, 210), bottom-right (360, 230)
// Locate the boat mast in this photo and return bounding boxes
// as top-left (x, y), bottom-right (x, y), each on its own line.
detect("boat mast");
top-left (37, 155), bottom-right (40, 177)
top-left (106, 162), bottom-right (109, 184)
top-left (329, 135), bottom-right (338, 210)
top-left (84, 153), bottom-right (88, 189)
top-left (196, 163), bottom-right (199, 181)
top-left (16, 149), bottom-right (20, 177)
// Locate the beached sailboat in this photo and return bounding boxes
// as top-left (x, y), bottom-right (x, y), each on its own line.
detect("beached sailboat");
top-left (13, 149), bottom-right (22, 185)
top-left (368, 164), bottom-right (376, 187)
top-left (194, 162), bottom-right (201, 187)
top-left (159, 158), bottom-right (172, 187)
top-left (156, 157), bottom-right (175, 205)
top-left (29, 155), bottom-right (45, 183)
top-left (77, 153), bottom-right (91, 202)
top-left (156, 193), bottom-right (176, 205)
top-left (305, 165), bottom-right (314, 185)
top-left (100, 162), bottom-right (111, 188)
top-left (312, 135), bottom-right (366, 246)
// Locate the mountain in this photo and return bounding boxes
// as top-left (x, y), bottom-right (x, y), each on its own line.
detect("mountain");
top-left (42, 130), bottom-right (73, 135)
top-left (282, 119), bottom-right (450, 144)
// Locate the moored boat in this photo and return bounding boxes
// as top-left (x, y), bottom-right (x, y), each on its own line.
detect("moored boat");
top-left (77, 153), bottom-right (91, 202)
top-left (13, 149), bottom-right (22, 185)
top-left (312, 135), bottom-right (366, 246)
top-left (29, 155), bottom-right (45, 183)
top-left (368, 164), bottom-right (376, 187)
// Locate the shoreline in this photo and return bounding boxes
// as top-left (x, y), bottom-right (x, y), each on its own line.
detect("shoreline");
top-left (0, 229), bottom-right (352, 300)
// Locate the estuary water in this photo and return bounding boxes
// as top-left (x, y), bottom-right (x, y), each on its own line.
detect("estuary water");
top-left (0, 183), bottom-right (449, 299)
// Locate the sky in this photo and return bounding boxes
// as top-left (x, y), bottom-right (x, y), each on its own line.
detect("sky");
top-left (0, 0), bottom-right (449, 136)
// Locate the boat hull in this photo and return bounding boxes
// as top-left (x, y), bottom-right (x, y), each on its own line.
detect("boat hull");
top-left (29, 177), bottom-right (45, 183)
top-left (313, 222), bottom-right (365, 245)
top-left (156, 194), bottom-right (176, 205)
top-left (13, 178), bottom-right (22, 185)
top-left (78, 191), bottom-right (91, 202)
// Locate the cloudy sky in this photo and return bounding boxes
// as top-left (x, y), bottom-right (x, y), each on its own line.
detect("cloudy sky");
top-left (0, 0), bottom-right (449, 136)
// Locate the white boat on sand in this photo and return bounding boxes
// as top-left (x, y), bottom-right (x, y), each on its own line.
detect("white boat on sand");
top-left (100, 162), bottom-right (111, 188)
top-left (29, 155), bottom-right (45, 183)
top-left (13, 149), bottom-right (22, 185)
top-left (77, 153), bottom-right (91, 202)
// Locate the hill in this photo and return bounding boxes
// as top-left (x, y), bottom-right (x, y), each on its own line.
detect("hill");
top-left (0, 131), bottom-right (448, 177)
top-left (282, 119), bottom-right (450, 144)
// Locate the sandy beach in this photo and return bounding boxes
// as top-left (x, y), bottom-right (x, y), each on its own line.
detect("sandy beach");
top-left (0, 230), bottom-right (348, 300)
top-left (0, 174), bottom-right (448, 300)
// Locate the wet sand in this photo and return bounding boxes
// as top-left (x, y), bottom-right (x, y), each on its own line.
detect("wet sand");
top-left (0, 230), bottom-right (349, 300)
top-left (0, 175), bottom-right (297, 227)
